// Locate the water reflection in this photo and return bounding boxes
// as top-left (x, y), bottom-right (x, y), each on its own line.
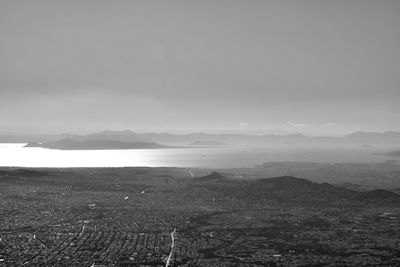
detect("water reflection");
top-left (0, 143), bottom-right (396, 168)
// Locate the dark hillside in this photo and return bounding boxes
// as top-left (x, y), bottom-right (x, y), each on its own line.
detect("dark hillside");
top-left (197, 174), bottom-right (399, 206)
top-left (194, 171), bottom-right (229, 183)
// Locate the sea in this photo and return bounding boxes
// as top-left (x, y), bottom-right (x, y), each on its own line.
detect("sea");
top-left (0, 143), bottom-right (397, 168)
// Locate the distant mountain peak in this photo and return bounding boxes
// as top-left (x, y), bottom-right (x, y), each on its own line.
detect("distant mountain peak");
top-left (97, 130), bottom-right (135, 135)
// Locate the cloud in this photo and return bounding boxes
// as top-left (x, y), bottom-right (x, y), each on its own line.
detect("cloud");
top-left (239, 122), bottom-right (248, 127)
top-left (325, 122), bottom-right (337, 126)
top-left (286, 121), bottom-right (308, 127)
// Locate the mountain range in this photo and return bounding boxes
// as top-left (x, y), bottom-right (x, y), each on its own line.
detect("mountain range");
top-left (1, 130), bottom-right (400, 145)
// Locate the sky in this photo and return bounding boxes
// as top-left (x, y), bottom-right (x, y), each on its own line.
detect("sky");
top-left (1, 0), bottom-right (399, 136)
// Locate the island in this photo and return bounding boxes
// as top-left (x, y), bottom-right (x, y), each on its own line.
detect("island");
top-left (379, 150), bottom-right (400, 157)
top-left (187, 140), bottom-right (229, 146)
top-left (24, 139), bottom-right (176, 150)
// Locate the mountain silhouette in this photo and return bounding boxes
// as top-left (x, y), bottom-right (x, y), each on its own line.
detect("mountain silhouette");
top-left (24, 139), bottom-right (174, 150)
top-left (188, 140), bottom-right (229, 146)
top-left (3, 130), bottom-right (400, 144)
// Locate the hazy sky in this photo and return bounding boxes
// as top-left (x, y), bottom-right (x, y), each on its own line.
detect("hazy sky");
top-left (1, 0), bottom-right (399, 135)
